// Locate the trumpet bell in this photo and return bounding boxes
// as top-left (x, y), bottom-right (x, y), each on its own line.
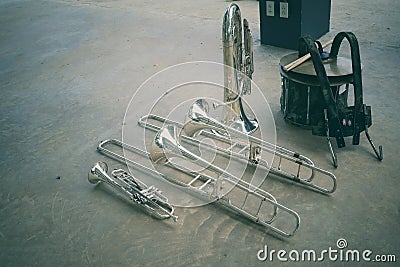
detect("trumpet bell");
top-left (88, 161), bottom-right (108, 184)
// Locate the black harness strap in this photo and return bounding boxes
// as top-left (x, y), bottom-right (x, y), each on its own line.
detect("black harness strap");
top-left (330, 32), bottom-right (363, 145)
top-left (298, 36), bottom-right (345, 148)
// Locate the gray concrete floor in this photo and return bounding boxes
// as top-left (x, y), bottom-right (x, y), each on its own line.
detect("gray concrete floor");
top-left (1, 0), bottom-right (399, 266)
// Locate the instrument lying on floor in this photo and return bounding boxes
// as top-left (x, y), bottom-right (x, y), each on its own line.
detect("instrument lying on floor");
top-left (280, 32), bottom-right (383, 167)
top-left (88, 161), bottom-right (178, 221)
top-left (97, 136), bottom-right (300, 238)
top-left (138, 101), bottom-right (337, 194)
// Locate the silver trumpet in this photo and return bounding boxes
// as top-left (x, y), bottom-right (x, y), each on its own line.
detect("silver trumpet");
top-left (88, 161), bottom-right (178, 221)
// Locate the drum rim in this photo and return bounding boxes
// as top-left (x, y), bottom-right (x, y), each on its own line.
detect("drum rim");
top-left (279, 65), bottom-right (354, 86)
top-left (280, 52), bottom-right (355, 76)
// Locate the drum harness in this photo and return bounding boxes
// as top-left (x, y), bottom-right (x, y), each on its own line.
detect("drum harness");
top-left (294, 32), bottom-right (383, 167)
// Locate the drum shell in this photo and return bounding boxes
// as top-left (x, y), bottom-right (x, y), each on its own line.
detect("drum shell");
top-left (280, 76), bottom-right (346, 127)
top-left (280, 75), bottom-right (372, 137)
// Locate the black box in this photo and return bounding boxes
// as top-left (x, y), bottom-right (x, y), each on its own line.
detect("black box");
top-left (259, 0), bottom-right (331, 49)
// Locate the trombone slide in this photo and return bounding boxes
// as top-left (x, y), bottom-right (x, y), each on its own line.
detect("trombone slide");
top-left (97, 138), bottom-right (300, 238)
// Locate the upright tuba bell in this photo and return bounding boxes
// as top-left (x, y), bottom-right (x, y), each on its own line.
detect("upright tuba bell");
top-left (222, 3), bottom-right (261, 163)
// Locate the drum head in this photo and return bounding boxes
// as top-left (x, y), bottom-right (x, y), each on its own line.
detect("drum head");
top-left (280, 53), bottom-right (354, 77)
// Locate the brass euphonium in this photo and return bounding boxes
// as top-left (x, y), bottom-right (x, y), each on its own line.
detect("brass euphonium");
top-left (88, 161), bottom-right (178, 221)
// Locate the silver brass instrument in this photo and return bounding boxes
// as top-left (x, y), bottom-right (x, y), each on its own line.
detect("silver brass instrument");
top-left (138, 109), bottom-right (337, 194)
top-left (151, 124), bottom-right (300, 237)
top-left (222, 3), bottom-right (260, 163)
top-left (97, 136), bottom-right (300, 238)
top-left (88, 161), bottom-right (178, 221)
top-left (182, 99), bottom-right (337, 193)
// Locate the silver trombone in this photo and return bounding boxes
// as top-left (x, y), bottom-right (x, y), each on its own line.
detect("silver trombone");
top-left (152, 125), bottom-right (301, 237)
top-left (88, 161), bottom-right (178, 221)
top-left (97, 135), bottom-right (301, 238)
top-left (138, 103), bottom-right (337, 194)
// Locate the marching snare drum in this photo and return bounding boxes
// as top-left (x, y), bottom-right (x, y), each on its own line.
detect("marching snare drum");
top-left (277, 32), bottom-right (382, 167)
top-left (279, 53), bottom-right (353, 132)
